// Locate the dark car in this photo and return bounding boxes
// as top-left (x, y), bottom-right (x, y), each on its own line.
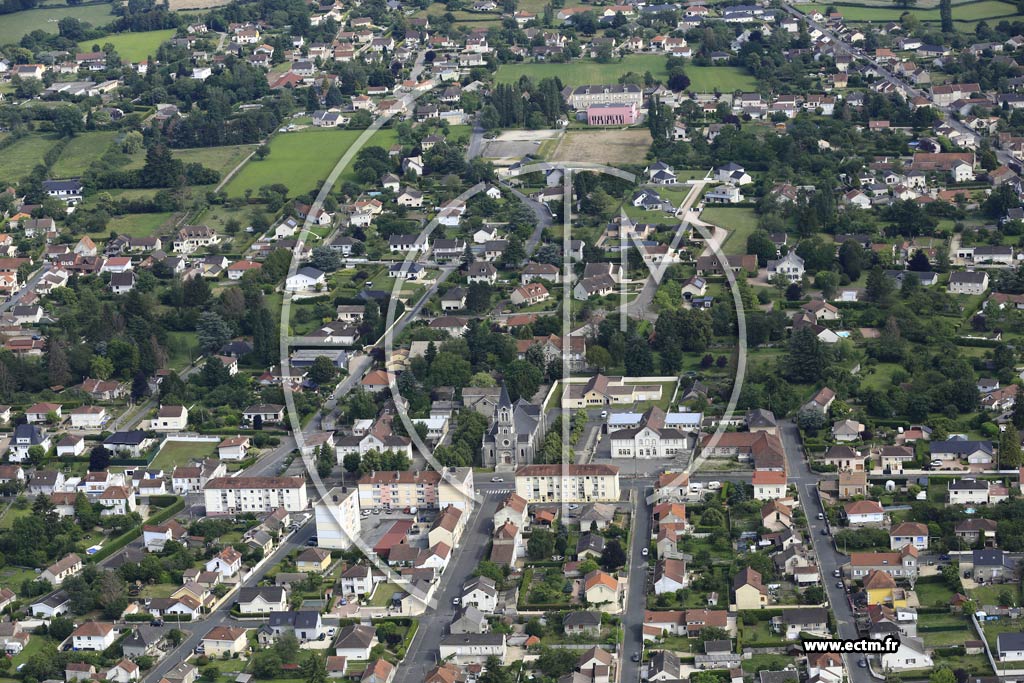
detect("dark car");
top-left (631, 652), bottom-right (641, 662)
top-left (821, 528), bottom-right (829, 535)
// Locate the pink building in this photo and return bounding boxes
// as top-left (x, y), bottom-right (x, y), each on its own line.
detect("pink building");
top-left (586, 102), bottom-right (637, 125)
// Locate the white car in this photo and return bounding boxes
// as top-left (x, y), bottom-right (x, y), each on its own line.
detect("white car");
top-left (641, 547), bottom-right (649, 556)
top-left (491, 477), bottom-right (503, 482)
top-left (707, 481), bottom-right (721, 490)
top-left (567, 504), bottom-right (579, 510)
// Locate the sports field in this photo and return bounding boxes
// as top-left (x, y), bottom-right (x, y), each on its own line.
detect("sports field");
top-left (224, 128), bottom-right (398, 198)
top-left (78, 29), bottom-right (176, 62)
top-left (50, 131), bottom-right (117, 177)
top-left (495, 55), bottom-right (670, 85)
top-left (0, 2), bottom-right (115, 44)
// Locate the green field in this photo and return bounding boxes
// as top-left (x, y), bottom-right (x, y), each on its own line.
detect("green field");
top-left (225, 128), bottom-right (398, 197)
top-left (175, 144), bottom-right (256, 179)
top-left (103, 212), bottom-right (175, 238)
top-left (701, 207), bottom-right (758, 255)
top-left (686, 66), bottom-right (759, 92)
top-left (51, 131), bottom-right (117, 177)
top-left (78, 29), bottom-right (176, 62)
top-left (151, 440), bottom-right (217, 469)
top-left (495, 55), bottom-right (670, 86)
top-left (803, 0), bottom-right (1016, 24)
top-left (0, 2), bottom-right (115, 44)
top-left (0, 134), bottom-right (63, 184)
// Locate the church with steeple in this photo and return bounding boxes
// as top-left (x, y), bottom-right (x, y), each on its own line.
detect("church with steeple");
top-left (480, 384), bottom-right (547, 470)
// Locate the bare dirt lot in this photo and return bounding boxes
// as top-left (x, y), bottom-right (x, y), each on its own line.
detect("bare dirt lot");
top-left (480, 129), bottom-right (562, 161)
top-left (550, 129), bottom-right (652, 166)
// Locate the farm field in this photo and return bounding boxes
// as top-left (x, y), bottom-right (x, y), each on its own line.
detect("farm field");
top-left (50, 131), bottom-right (117, 177)
top-left (151, 440), bottom-right (218, 469)
top-left (0, 134), bottom-right (63, 184)
top-left (701, 206), bottom-right (758, 254)
top-left (0, 2), bottom-right (115, 44)
top-left (78, 29), bottom-right (176, 62)
top-left (495, 55), bottom-right (669, 85)
top-left (686, 65), bottom-right (759, 92)
top-left (550, 128), bottom-right (653, 165)
top-left (803, 0), bottom-right (1016, 23)
top-left (225, 128), bottom-right (398, 198)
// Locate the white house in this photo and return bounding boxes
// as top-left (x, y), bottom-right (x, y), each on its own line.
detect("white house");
top-left (71, 622), bottom-right (117, 651)
top-left (218, 436), bottom-right (250, 460)
top-left (69, 406), bottom-right (108, 430)
top-left (653, 559), bottom-right (689, 594)
top-left (767, 252), bottom-right (805, 283)
top-left (152, 405), bottom-right (188, 431)
top-left (462, 576), bottom-right (498, 613)
top-left (881, 636), bottom-right (932, 671)
top-left (237, 587), bottom-right (288, 615)
top-left (205, 547), bottom-right (243, 578)
top-left (438, 634), bottom-right (506, 665)
top-left (286, 267), bottom-right (326, 292)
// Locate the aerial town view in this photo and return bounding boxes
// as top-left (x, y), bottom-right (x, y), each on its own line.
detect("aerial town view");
top-left (3, 0), bottom-right (1024, 683)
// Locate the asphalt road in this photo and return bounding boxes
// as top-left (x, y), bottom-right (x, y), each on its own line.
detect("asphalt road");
top-left (391, 491), bottom-right (501, 683)
top-left (142, 521), bottom-right (317, 683)
top-left (0, 264), bottom-right (49, 314)
top-left (779, 420), bottom-right (876, 683)
top-left (620, 481), bottom-right (653, 683)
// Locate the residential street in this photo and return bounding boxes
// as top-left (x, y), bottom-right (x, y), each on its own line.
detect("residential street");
top-left (779, 420), bottom-right (875, 683)
top-left (619, 481), bottom-right (654, 683)
top-left (141, 521), bottom-right (317, 683)
top-left (391, 490), bottom-right (500, 683)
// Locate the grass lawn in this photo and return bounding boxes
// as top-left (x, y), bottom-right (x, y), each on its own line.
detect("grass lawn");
top-left (701, 207), bottom-right (758, 255)
top-left (51, 131), bottom-right (117, 177)
top-left (225, 128), bottom-right (397, 198)
top-left (151, 440), bottom-right (218, 469)
top-left (0, 2), bottom-right (115, 44)
top-left (78, 29), bottom-right (176, 62)
top-left (103, 212), bottom-right (175, 239)
top-left (368, 583), bottom-right (401, 607)
top-left (0, 504), bottom-right (30, 529)
top-left (914, 577), bottom-right (956, 608)
top-left (495, 54), bottom-right (669, 85)
top-left (0, 134), bottom-right (62, 184)
top-left (175, 144), bottom-right (256, 178)
top-left (918, 613), bottom-right (975, 647)
top-left (166, 330), bottom-right (200, 371)
top-left (686, 66), bottom-right (758, 92)
top-left (742, 653), bottom-right (791, 672)
top-left (139, 583), bottom-right (181, 599)
top-left (971, 583), bottom-right (1021, 607)
top-left (7, 633), bottom-right (48, 671)
top-left (857, 362), bottom-right (904, 390)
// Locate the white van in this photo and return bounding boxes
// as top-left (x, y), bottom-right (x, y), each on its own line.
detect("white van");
top-left (707, 481), bottom-right (722, 491)
top-left (689, 482), bottom-right (704, 493)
